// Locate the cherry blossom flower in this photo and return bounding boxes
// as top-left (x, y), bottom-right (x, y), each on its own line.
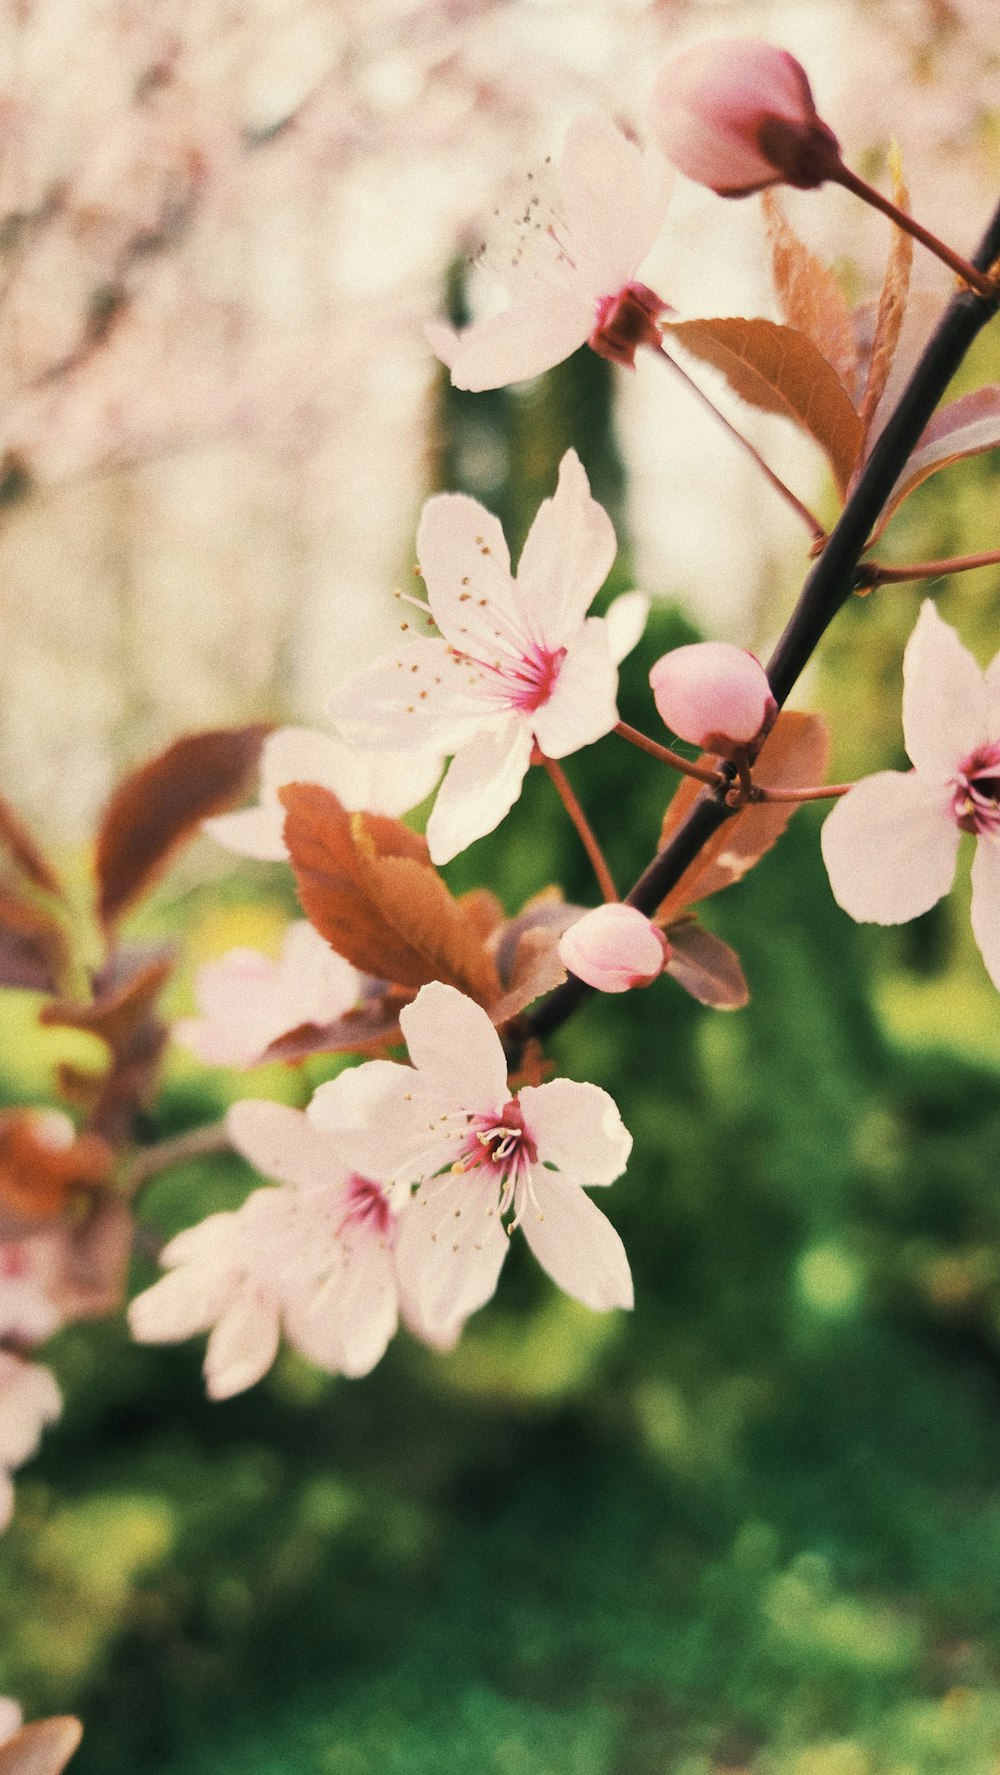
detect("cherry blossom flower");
top-left (308, 981), bottom-right (633, 1338)
top-left (648, 39), bottom-right (841, 197)
top-left (649, 641), bottom-right (776, 749)
top-left (426, 114), bottom-right (673, 391)
top-left (0, 1239), bottom-right (61, 1346)
top-left (174, 921), bottom-right (360, 1069)
top-left (821, 600), bottom-right (1000, 987)
top-left (558, 903), bottom-right (669, 993)
top-left (0, 1352), bottom-right (61, 1532)
top-left (128, 1101), bottom-right (439, 1395)
top-left (328, 450), bottom-right (648, 864)
top-left (202, 725), bottom-right (442, 862)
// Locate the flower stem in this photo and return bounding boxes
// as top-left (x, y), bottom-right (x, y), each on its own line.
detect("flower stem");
top-left (654, 344), bottom-right (827, 542)
top-left (857, 547), bottom-right (1000, 588)
top-left (121, 1120), bottom-right (232, 1196)
top-left (614, 721), bottom-right (723, 786)
top-left (749, 782), bottom-right (851, 804)
top-left (831, 162), bottom-right (996, 298)
top-left (537, 752), bottom-right (618, 904)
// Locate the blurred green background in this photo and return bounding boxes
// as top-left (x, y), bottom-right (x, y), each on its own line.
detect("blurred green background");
top-left (5, 327), bottom-right (1000, 1775)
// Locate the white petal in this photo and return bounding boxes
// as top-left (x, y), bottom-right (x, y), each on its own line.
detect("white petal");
top-left (266, 726), bottom-right (441, 819)
top-left (530, 618), bottom-right (619, 758)
top-left (820, 770), bottom-right (959, 923)
top-left (605, 590), bottom-right (650, 666)
top-left (201, 805), bottom-right (288, 861)
top-left (902, 600), bottom-right (987, 777)
top-left (226, 1100), bottom-right (348, 1192)
top-left (519, 1170), bottom-right (633, 1312)
top-left (971, 836), bottom-right (1000, 989)
top-left (204, 1294), bottom-right (282, 1399)
top-left (400, 981), bottom-right (509, 1110)
top-left (128, 1264), bottom-right (232, 1344)
top-left (307, 1060), bottom-right (424, 1183)
top-left (559, 116), bottom-right (673, 288)
top-left (329, 638), bottom-right (488, 753)
top-left (290, 1236), bottom-right (398, 1378)
top-left (394, 1171), bottom-right (509, 1329)
top-left (425, 722), bottom-right (533, 863)
top-left (518, 1079), bottom-right (632, 1186)
top-left (514, 449), bottom-right (617, 642)
top-left (416, 490), bottom-right (513, 634)
top-left (436, 293), bottom-right (595, 392)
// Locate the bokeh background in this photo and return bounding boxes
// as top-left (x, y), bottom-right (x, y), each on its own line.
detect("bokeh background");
top-left (3, 1), bottom-right (1000, 1770)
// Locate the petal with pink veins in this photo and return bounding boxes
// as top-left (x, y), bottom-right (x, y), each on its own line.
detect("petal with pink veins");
top-left (821, 770), bottom-right (959, 923)
top-left (425, 721), bottom-right (534, 864)
top-left (971, 837), bottom-right (1000, 990)
top-left (514, 450), bottom-right (617, 642)
top-left (329, 638), bottom-right (491, 753)
top-left (395, 1170), bottom-right (509, 1332)
top-left (902, 600), bottom-right (987, 778)
top-left (519, 1170), bottom-right (633, 1311)
top-left (399, 981), bottom-right (510, 1111)
top-left (530, 618), bottom-right (619, 759)
top-left (519, 1079), bottom-right (632, 1186)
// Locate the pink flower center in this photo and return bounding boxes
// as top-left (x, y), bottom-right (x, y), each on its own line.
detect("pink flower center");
top-left (589, 281), bottom-right (666, 368)
top-left (452, 637), bottom-right (567, 715)
top-left (343, 1174), bottom-right (394, 1240)
top-left (455, 1099), bottom-right (538, 1213)
top-left (954, 743), bottom-right (1000, 835)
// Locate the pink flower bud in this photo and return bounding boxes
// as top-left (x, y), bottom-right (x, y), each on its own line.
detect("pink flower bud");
top-left (649, 642), bottom-right (776, 749)
top-left (648, 39), bottom-right (842, 197)
top-left (558, 904), bottom-right (669, 994)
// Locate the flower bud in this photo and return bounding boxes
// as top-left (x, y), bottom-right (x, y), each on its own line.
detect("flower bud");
top-left (648, 39), bottom-right (842, 197)
top-left (649, 642), bottom-right (775, 750)
top-left (558, 904), bottom-right (669, 994)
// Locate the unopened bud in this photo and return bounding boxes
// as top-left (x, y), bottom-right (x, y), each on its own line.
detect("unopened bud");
top-left (558, 903), bottom-right (669, 994)
top-left (650, 642), bottom-right (776, 749)
top-left (648, 39), bottom-right (842, 197)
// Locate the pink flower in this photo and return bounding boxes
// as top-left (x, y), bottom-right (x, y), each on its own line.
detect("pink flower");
top-left (649, 641), bottom-right (776, 749)
top-left (426, 115), bottom-right (672, 391)
top-left (0, 1352), bottom-right (60, 1532)
top-left (129, 1102), bottom-right (428, 1394)
top-left (202, 725), bottom-right (442, 862)
top-left (558, 904), bottom-right (669, 993)
top-left (0, 1239), bottom-right (61, 1345)
top-left (328, 450), bottom-right (647, 864)
top-left (0, 1698), bottom-right (22, 1745)
top-left (308, 981), bottom-right (633, 1338)
top-left (821, 601), bottom-right (1000, 987)
top-left (174, 921), bottom-right (359, 1069)
top-left (648, 39), bottom-right (841, 197)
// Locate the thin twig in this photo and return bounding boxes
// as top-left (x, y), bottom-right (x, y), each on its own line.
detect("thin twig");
top-left (654, 344), bottom-right (828, 542)
top-left (749, 782), bottom-right (852, 804)
top-left (121, 1121), bottom-right (232, 1196)
top-left (614, 721), bottom-right (723, 786)
top-left (858, 547), bottom-right (1000, 588)
top-left (538, 752), bottom-right (618, 904)
top-left (831, 163), bottom-right (996, 297)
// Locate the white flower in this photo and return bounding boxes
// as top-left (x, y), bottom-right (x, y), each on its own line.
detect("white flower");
top-left (328, 450), bottom-right (647, 864)
top-left (309, 981), bottom-right (633, 1339)
top-left (0, 1352), bottom-right (61, 1532)
top-left (821, 600), bottom-right (1000, 988)
top-left (427, 115), bottom-right (672, 390)
top-left (174, 921), bottom-right (360, 1069)
top-left (202, 725), bottom-right (442, 861)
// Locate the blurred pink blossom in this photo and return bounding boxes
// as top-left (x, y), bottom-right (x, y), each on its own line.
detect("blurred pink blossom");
top-left (174, 921), bottom-right (360, 1069)
top-left (0, 1352), bottom-right (61, 1532)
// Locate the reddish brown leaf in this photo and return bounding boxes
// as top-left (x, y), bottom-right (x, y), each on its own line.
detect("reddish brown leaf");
top-left (763, 191), bottom-right (858, 397)
top-left (0, 889), bottom-right (67, 993)
top-left (0, 1719), bottom-right (83, 1775)
top-left (282, 784), bottom-right (502, 1007)
top-left (262, 994), bottom-right (410, 1062)
top-left (664, 919), bottom-right (749, 1009)
top-left (664, 316), bottom-right (864, 494)
top-left (41, 949), bottom-right (174, 1053)
top-left (0, 794), bottom-right (63, 897)
top-left (656, 710), bottom-right (830, 925)
top-left (95, 723), bottom-right (271, 927)
top-left (870, 383), bottom-right (1000, 541)
top-left (0, 1112), bottom-right (114, 1238)
top-left (857, 143), bottom-right (912, 440)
